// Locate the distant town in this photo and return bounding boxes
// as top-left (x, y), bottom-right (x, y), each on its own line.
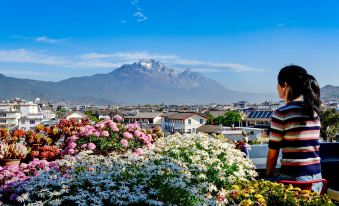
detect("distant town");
top-left (1, 97), bottom-right (338, 143)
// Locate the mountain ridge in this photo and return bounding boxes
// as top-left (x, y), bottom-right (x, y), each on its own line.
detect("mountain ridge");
top-left (0, 59), bottom-right (279, 104)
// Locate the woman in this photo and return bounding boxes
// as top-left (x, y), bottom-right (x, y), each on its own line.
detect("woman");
top-left (266, 65), bottom-right (322, 192)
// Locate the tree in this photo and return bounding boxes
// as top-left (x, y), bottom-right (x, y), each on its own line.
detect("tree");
top-left (84, 111), bottom-right (99, 122)
top-left (206, 113), bottom-right (215, 125)
top-left (320, 108), bottom-right (339, 142)
top-left (223, 111), bottom-right (243, 127)
top-left (206, 111), bottom-right (243, 126)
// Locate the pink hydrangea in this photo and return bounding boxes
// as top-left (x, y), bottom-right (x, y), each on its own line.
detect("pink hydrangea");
top-left (68, 136), bottom-right (78, 142)
top-left (69, 142), bottom-right (77, 149)
top-left (120, 139), bottom-right (129, 148)
top-left (111, 126), bottom-right (119, 132)
top-left (95, 122), bottom-right (105, 129)
top-left (113, 115), bottom-right (123, 122)
top-left (87, 143), bottom-right (96, 150)
top-left (123, 132), bottom-right (134, 139)
top-left (101, 131), bottom-right (109, 137)
top-left (134, 130), bottom-right (142, 137)
top-left (68, 149), bottom-right (75, 155)
top-left (81, 144), bottom-right (87, 150)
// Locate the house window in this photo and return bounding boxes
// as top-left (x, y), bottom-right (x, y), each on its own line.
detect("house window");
top-left (188, 129), bottom-right (191, 133)
top-left (30, 120), bottom-right (35, 125)
top-left (200, 119), bottom-right (204, 124)
top-left (188, 119), bottom-right (191, 125)
top-left (0, 113), bottom-right (6, 117)
top-left (0, 120), bottom-right (6, 123)
top-left (21, 119), bottom-right (25, 124)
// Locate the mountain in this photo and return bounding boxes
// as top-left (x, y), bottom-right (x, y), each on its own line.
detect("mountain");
top-left (0, 59), bottom-right (276, 104)
top-left (321, 85), bottom-right (339, 99)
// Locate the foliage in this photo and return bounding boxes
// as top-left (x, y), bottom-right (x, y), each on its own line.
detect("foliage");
top-left (207, 111), bottom-right (243, 126)
top-left (29, 145), bottom-right (60, 161)
top-left (0, 143), bottom-right (27, 160)
top-left (223, 180), bottom-right (334, 206)
top-left (320, 108), bottom-right (339, 142)
top-left (84, 111), bottom-right (99, 122)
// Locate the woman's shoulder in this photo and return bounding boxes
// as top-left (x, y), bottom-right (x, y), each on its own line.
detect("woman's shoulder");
top-left (275, 101), bottom-right (304, 114)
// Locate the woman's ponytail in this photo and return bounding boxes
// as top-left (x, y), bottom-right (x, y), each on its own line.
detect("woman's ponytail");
top-left (303, 74), bottom-right (321, 118)
top-left (278, 65), bottom-right (321, 118)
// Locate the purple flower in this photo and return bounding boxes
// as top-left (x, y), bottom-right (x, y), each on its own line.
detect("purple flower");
top-left (87, 143), bottom-right (96, 150)
top-left (120, 139), bottom-right (129, 148)
top-left (9, 194), bottom-right (18, 201)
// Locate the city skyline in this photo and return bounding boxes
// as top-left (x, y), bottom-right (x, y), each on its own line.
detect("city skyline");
top-left (0, 0), bottom-right (339, 93)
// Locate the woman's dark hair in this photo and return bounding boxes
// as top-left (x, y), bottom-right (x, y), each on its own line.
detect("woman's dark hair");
top-left (278, 65), bottom-right (321, 118)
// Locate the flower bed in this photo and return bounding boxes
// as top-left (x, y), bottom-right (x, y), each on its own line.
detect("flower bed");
top-left (0, 120), bottom-right (335, 205)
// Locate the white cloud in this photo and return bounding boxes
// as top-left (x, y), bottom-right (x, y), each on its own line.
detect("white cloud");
top-left (130, 0), bottom-right (148, 22)
top-left (0, 49), bottom-right (69, 66)
top-left (10, 35), bottom-right (69, 44)
top-left (0, 49), bottom-right (263, 73)
top-left (134, 11), bottom-right (148, 22)
top-left (35, 36), bottom-right (69, 44)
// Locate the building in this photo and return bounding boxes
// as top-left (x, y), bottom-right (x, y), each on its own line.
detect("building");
top-left (123, 112), bottom-right (162, 125)
top-left (164, 112), bottom-right (207, 134)
top-left (41, 106), bottom-right (56, 119)
top-left (160, 112), bottom-right (178, 131)
top-left (244, 110), bottom-right (273, 127)
top-left (0, 98), bottom-right (45, 130)
top-left (0, 106), bottom-right (21, 129)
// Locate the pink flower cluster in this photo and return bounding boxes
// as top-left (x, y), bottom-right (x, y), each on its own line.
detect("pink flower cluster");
top-left (0, 159), bottom-right (58, 189)
top-left (80, 143), bottom-right (96, 150)
top-left (61, 135), bottom-right (79, 156)
top-left (78, 118), bottom-right (119, 137)
top-left (113, 115), bottom-right (123, 122)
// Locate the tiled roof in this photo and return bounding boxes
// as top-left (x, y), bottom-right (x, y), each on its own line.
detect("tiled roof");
top-left (124, 112), bottom-right (162, 119)
top-left (197, 125), bottom-right (221, 133)
top-left (168, 112), bottom-right (207, 120)
top-left (159, 112), bottom-right (178, 117)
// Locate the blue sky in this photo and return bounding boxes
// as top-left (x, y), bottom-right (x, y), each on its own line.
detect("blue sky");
top-left (0, 0), bottom-right (339, 93)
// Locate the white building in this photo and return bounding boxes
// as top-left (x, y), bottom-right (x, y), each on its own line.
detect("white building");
top-left (41, 106), bottom-right (56, 119)
top-left (163, 112), bottom-right (207, 134)
top-left (0, 106), bottom-right (21, 129)
top-left (0, 99), bottom-right (45, 130)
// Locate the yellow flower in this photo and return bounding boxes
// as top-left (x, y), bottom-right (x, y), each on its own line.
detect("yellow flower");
top-left (254, 194), bottom-right (264, 199)
top-left (232, 185), bottom-right (240, 190)
top-left (240, 199), bottom-right (253, 206)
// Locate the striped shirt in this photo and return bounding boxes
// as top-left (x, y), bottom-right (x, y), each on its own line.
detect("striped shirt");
top-left (269, 101), bottom-right (321, 176)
